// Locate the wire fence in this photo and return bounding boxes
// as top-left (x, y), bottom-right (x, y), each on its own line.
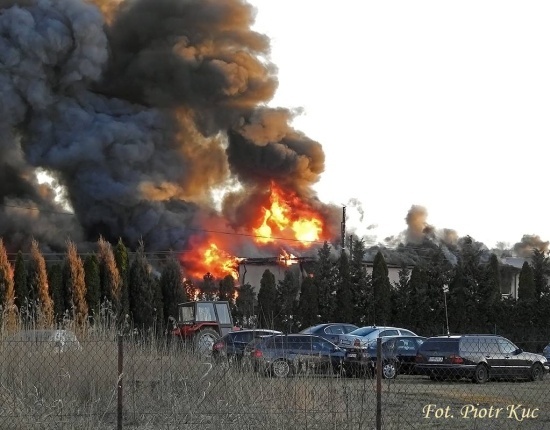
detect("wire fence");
top-left (0, 333), bottom-right (549, 429)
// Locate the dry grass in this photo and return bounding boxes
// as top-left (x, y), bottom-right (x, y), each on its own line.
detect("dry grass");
top-left (0, 319), bottom-right (549, 429)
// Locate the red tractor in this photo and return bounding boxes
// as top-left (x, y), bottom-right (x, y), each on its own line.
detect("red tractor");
top-left (170, 300), bottom-right (236, 355)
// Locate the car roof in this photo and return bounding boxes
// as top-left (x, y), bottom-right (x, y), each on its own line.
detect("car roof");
top-left (426, 334), bottom-right (505, 340)
top-left (222, 329), bottom-right (281, 338)
top-left (300, 323), bottom-right (356, 331)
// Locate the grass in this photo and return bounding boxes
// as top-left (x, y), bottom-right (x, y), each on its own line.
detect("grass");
top-left (0, 318), bottom-right (549, 429)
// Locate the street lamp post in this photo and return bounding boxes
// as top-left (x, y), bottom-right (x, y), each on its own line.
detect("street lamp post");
top-left (443, 284), bottom-right (450, 336)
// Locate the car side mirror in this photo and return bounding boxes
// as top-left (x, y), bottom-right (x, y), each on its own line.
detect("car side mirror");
top-left (515, 348), bottom-right (523, 355)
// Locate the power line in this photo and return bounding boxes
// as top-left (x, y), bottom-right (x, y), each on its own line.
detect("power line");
top-left (0, 202), bottom-right (331, 245)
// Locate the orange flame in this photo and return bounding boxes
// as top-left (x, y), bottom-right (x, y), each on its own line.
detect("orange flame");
top-left (279, 249), bottom-right (297, 266)
top-left (182, 242), bottom-right (243, 281)
top-left (253, 183), bottom-right (324, 246)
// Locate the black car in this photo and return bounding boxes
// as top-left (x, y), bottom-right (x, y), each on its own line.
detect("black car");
top-left (415, 334), bottom-right (549, 383)
top-left (245, 334), bottom-right (345, 378)
top-left (299, 323), bottom-right (359, 346)
top-left (212, 329), bottom-right (281, 366)
top-left (343, 335), bottom-right (426, 379)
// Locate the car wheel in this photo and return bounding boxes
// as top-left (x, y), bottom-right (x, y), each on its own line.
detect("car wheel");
top-left (530, 362), bottom-right (544, 381)
top-left (271, 359), bottom-right (291, 378)
top-left (473, 364), bottom-right (489, 384)
top-left (382, 361), bottom-right (398, 379)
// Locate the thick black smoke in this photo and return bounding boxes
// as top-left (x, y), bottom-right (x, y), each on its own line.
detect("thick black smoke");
top-left (0, 0), bottom-right (334, 253)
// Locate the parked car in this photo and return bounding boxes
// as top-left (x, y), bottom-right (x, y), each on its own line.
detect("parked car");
top-left (212, 329), bottom-right (281, 366)
top-left (338, 325), bottom-right (418, 350)
top-left (299, 323), bottom-right (359, 346)
top-left (415, 334), bottom-right (549, 383)
top-left (543, 342), bottom-right (550, 360)
top-left (245, 334), bottom-right (345, 378)
top-left (6, 329), bottom-right (82, 353)
top-left (344, 335), bottom-right (426, 379)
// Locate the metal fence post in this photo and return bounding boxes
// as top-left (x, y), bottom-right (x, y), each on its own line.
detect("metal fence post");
top-left (117, 334), bottom-right (123, 430)
top-left (376, 337), bottom-right (382, 430)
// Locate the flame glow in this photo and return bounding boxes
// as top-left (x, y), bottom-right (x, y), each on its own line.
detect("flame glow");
top-left (182, 242), bottom-right (243, 281)
top-left (253, 183), bottom-right (324, 246)
top-left (279, 249), bottom-right (297, 266)
top-left (181, 182), bottom-right (329, 281)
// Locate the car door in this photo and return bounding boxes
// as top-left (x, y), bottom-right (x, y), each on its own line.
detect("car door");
top-left (230, 332), bottom-right (255, 357)
top-left (497, 337), bottom-right (526, 378)
top-left (312, 337), bottom-right (341, 373)
top-left (480, 337), bottom-right (504, 377)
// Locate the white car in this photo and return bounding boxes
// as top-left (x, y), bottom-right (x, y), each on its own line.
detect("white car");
top-left (338, 326), bottom-right (418, 349)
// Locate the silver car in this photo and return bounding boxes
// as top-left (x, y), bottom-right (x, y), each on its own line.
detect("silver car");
top-left (339, 326), bottom-right (418, 350)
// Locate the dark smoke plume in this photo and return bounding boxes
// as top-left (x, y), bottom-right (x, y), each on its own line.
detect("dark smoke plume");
top-left (0, 0), bottom-right (337, 253)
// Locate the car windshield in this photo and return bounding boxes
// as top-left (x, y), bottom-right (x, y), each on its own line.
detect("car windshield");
top-left (348, 327), bottom-right (377, 337)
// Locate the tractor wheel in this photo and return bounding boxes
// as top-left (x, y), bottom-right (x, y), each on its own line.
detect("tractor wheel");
top-left (193, 328), bottom-right (220, 357)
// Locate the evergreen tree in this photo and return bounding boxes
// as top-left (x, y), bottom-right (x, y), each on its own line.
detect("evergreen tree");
top-left (47, 263), bottom-right (64, 323)
top-left (313, 242), bottom-right (336, 321)
top-left (423, 247), bottom-right (454, 336)
top-left (477, 253), bottom-right (501, 329)
top-left (391, 264), bottom-right (410, 327)
top-left (63, 241), bottom-right (88, 327)
top-left (219, 275), bottom-right (237, 322)
top-left (13, 251), bottom-right (28, 312)
top-left (349, 238), bottom-right (370, 324)
top-left (98, 236), bottom-right (121, 315)
top-left (276, 270), bottom-right (300, 332)
top-left (200, 272), bottom-right (218, 300)
top-left (531, 248), bottom-right (549, 300)
top-left (128, 243), bottom-right (155, 330)
top-left (151, 276), bottom-right (164, 330)
top-left (518, 261), bottom-right (535, 302)
top-left (0, 238), bottom-right (16, 329)
top-left (405, 266), bottom-right (423, 329)
top-left (114, 238), bottom-right (130, 317)
top-left (257, 269), bottom-right (278, 328)
top-left (219, 275), bottom-right (236, 301)
top-left (29, 239), bottom-right (54, 327)
top-left (235, 283), bottom-right (256, 327)
top-left (334, 249), bottom-right (353, 323)
top-left (371, 251), bottom-right (392, 325)
top-left (448, 236), bottom-right (483, 333)
top-left (296, 275), bottom-right (318, 329)
top-left (160, 257), bottom-right (186, 323)
top-left (84, 254), bottom-right (101, 319)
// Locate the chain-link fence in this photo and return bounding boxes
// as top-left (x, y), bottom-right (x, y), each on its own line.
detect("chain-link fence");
top-left (0, 332), bottom-right (549, 429)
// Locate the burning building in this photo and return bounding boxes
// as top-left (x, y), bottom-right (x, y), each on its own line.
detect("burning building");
top-left (0, 0), bottom-right (341, 274)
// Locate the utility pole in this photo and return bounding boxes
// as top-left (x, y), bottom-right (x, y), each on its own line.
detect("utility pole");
top-left (443, 284), bottom-right (450, 336)
top-left (341, 206), bottom-right (346, 249)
